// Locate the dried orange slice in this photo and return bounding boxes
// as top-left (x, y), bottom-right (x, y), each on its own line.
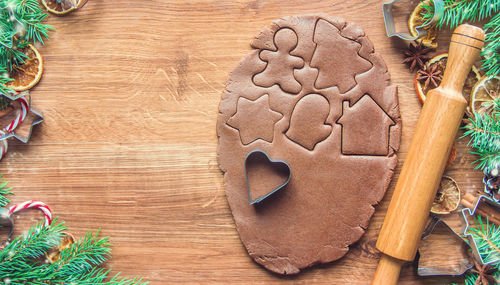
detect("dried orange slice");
top-left (414, 53), bottom-right (481, 105)
top-left (408, 0), bottom-right (438, 49)
top-left (4, 44), bottom-right (43, 92)
top-left (469, 76), bottom-right (500, 115)
top-left (46, 232), bottom-right (75, 263)
top-left (41, 0), bottom-right (82, 15)
top-left (431, 176), bottom-right (461, 214)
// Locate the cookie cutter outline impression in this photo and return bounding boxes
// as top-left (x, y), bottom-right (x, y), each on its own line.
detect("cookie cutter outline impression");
top-left (460, 195), bottom-right (500, 266)
top-left (244, 149), bottom-right (291, 205)
top-left (383, 0), bottom-right (444, 41)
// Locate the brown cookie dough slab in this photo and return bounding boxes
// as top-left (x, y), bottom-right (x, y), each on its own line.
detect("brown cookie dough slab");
top-left (217, 14), bottom-right (401, 275)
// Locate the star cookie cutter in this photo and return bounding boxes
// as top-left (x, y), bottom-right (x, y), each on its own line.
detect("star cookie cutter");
top-left (244, 150), bottom-right (291, 205)
top-left (0, 207), bottom-right (14, 244)
top-left (0, 91), bottom-right (44, 143)
top-left (460, 195), bottom-right (500, 265)
top-left (383, 0), bottom-right (444, 41)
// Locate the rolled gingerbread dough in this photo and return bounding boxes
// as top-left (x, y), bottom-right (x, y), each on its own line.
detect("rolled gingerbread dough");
top-left (217, 14), bottom-right (401, 275)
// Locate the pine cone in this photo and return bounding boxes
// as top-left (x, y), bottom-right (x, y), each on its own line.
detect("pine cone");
top-left (483, 167), bottom-right (499, 201)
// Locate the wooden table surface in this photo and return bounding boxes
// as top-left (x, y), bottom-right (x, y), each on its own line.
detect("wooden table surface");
top-left (2, 0), bottom-right (486, 283)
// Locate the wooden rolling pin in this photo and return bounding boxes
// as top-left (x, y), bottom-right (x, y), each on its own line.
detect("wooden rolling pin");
top-left (372, 24), bottom-right (485, 284)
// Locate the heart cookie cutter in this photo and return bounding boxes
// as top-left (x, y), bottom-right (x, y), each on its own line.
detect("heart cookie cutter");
top-left (460, 195), bottom-right (500, 265)
top-left (244, 150), bottom-right (291, 205)
top-left (382, 0), bottom-right (444, 41)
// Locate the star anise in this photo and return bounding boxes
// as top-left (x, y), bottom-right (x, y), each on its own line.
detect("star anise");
top-left (403, 41), bottom-right (433, 72)
top-left (417, 63), bottom-right (442, 90)
top-left (470, 260), bottom-right (499, 285)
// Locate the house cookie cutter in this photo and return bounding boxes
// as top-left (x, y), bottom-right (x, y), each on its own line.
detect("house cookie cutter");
top-left (418, 215), bottom-right (473, 276)
top-left (244, 150), bottom-right (291, 205)
top-left (460, 195), bottom-right (500, 265)
top-left (383, 0), bottom-right (444, 41)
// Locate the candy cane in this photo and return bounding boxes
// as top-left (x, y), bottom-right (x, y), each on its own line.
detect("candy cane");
top-left (9, 200), bottom-right (53, 226)
top-left (0, 130), bottom-right (8, 160)
top-left (5, 96), bottom-right (28, 133)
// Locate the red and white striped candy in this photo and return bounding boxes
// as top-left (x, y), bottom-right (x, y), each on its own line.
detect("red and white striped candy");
top-left (5, 95), bottom-right (28, 133)
top-left (0, 130), bottom-right (8, 160)
top-left (0, 94), bottom-right (30, 161)
top-left (9, 200), bottom-right (53, 227)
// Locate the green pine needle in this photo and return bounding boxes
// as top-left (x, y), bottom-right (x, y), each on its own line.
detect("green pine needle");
top-left (463, 216), bottom-right (500, 284)
top-left (0, 219), bottom-right (66, 279)
top-left (0, 0), bottom-right (53, 73)
top-left (467, 216), bottom-right (500, 265)
top-left (0, 176), bottom-right (12, 207)
top-left (463, 99), bottom-right (500, 171)
top-left (0, 220), bottom-right (147, 284)
top-left (421, 0), bottom-right (500, 77)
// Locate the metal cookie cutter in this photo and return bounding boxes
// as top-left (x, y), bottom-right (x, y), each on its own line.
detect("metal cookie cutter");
top-left (0, 91), bottom-right (44, 144)
top-left (383, 0), bottom-right (444, 41)
top-left (0, 207), bottom-right (14, 244)
top-left (460, 195), bottom-right (500, 265)
top-left (244, 150), bottom-right (291, 205)
top-left (418, 215), bottom-right (473, 276)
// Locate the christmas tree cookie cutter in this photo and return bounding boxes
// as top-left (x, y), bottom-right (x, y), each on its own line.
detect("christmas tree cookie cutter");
top-left (459, 195), bottom-right (500, 265)
top-left (244, 150), bottom-right (291, 205)
top-left (383, 0), bottom-right (444, 41)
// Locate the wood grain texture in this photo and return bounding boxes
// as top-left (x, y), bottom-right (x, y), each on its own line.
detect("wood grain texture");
top-left (1, 0), bottom-right (485, 283)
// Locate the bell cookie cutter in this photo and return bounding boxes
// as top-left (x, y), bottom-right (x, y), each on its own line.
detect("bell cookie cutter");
top-left (244, 150), bottom-right (291, 205)
top-left (383, 0), bottom-right (444, 41)
top-left (460, 195), bottom-right (500, 265)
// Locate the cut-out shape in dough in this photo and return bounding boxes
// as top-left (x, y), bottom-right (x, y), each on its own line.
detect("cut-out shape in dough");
top-left (227, 94), bottom-right (283, 145)
top-left (253, 28), bottom-right (305, 94)
top-left (311, 19), bottom-right (372, 93)
top-left (217, 15), bottom-right (402, 276)
top-left (245, 150), bottom-right (291, 205)
top-left (337, 95), bottom-right (395, 155)
top-left (286, 94), bottom-right (332, 150)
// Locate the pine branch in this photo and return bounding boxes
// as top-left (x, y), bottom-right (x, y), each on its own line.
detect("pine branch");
top-left (421, 0), bottom-right (500, 77)
top-left (422, 0), bottom-right (499, 29)
top-left (0, 176), bottom-right (12, 207)
top-left (0, 0), bottom-right (52, 72)
top-left (463, 99), bottom-right (500, 170)
top-left (482, 12), bottom-right (500, 77)
top-left (2, 227), bottom-right (148, 284)
top-left (0, 220), bottom-right (65, 280)
top-left (467, 216), bottom-right (500, 266)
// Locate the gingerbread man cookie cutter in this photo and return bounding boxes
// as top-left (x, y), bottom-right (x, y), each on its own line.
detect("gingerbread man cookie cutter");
top-left (460, 195), bottom-right (500, 265)
top-left (383, 0), bottom-right (444, 41)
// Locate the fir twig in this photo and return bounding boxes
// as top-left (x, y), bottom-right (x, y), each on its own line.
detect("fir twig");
top-left (482, 13), bottom-right (500, 77)
top-left (0, 223), bottom-right (147, 284)
top-left (0, 175), bottom-right (12, 207)
top-left (463, 99), bottom-right (500, 170)
top-left (0, 0), bottom-right (52, 72)
top-left (467, 216), bottom-right (500, 265)
top-left (0, 219), bottom-right (65, 280)
top-left (421, 0), bottom-right (500, 76)
top-left (464, 216), bottom-right (500, 284)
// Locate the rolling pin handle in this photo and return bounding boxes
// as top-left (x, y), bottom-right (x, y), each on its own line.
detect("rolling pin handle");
top-left (372, 254), bottom-right (404, 285)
